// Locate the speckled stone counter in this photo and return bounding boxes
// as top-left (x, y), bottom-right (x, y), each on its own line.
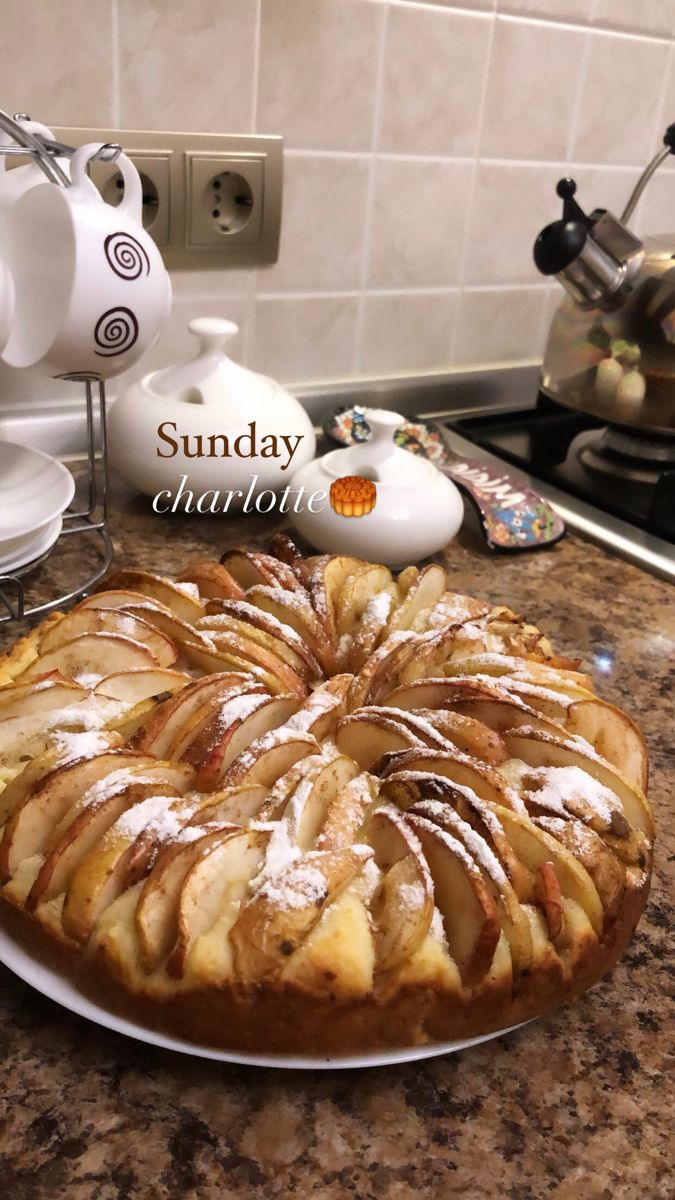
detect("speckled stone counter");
top-left (0, 486), bottom-right (672, 1200)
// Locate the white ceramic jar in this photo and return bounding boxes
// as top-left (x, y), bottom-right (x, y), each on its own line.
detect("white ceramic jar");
top-left (108, 317), bottom-right (316, 506)
top-left (289, 408), bottom-right (464, 566)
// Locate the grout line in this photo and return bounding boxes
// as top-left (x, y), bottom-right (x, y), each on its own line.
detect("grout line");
top-left (281, 149), bottom-right (659, 171)
top-left (179, 282), bottom-right (555, 303)
top-left (450, 6), bottom-right (498, 359)
top-left (564, 23), bottom-right (592, 163)
top-left (250, 0), bottom-right (262, 133)
top-left (111, 0), bottom-right (120, 127)
top-left (353, 0), bottom-right (390, 374)
top-left (388, 1), bottom-right (495, 16)
top-left (494, 7), bottom-right (671, 45)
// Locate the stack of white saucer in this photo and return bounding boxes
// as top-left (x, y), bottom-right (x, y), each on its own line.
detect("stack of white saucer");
top-left (0, 440), bottom-right (75, 576)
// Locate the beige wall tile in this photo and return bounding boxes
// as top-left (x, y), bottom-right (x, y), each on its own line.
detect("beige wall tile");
top-left (0, 0), bottom-right (112, 126)
top-left (379, 6), bottom-right (492, 156)
top-left (571, 33), bottom-right (670, 165)
top-left (250, 296), bottom-right (359, 382)
top-left (258, 156), bottom-right (370, 292)
top-left (592, 1), bottom-right (675, 39)
top-left (257, 0), bottom-right (384, 150)
top-left (360, 291), bottom-right (458, 373)
top-left (367, 159), bottom-right (473, 288)
top-left (481, 18), bottom-right (585, 160)
top-left (498, 0), bottom-right (592, 19)
top-left (170, 270), bottom-right (254, 297)
top-left (463, 162), bottom-right (562, 285)
top-left (634, 172), bottom-right (675, 239)
top-left (454, 286), bottom-right (546, 365)
top-left (118, 0), bottom-right (257, 132)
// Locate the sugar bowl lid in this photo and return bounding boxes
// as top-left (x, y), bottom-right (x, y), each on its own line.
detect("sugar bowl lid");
top-left (150, 316), bottom-right (282, 409)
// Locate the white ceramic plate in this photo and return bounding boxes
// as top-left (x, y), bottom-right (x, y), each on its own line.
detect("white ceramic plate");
top-left (0, 441), bottom-right (75, 544)
top-left (0, 920), bottom-right (528, 1069)
top-left (0, 515), bottom-right (63, 574)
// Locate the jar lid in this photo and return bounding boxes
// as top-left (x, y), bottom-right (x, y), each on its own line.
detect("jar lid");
top-left (150, 316), bottom-right (280, 410)
top-left (317, 409), bottom-right (437, 487)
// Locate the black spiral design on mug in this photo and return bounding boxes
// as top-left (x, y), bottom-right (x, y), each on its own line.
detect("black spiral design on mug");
top-left (104, 232), bottom-right (150, 280)
top-left (94, 307), bottom-right (139, 357)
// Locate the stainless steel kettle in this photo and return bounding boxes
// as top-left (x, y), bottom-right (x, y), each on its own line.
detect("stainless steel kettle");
top-left (533, 124), bottom-right (675, 437)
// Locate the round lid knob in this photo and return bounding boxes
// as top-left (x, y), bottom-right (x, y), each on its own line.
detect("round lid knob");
top-left (187, 316), bottom-right (239, 354)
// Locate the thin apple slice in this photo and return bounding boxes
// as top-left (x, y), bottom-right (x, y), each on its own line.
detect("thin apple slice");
top-left (283, 754), bottom-right (360, 851)
top-left (97, 568), bottom-right (205, 625)
top-left (37, 608), bottom-right (178, 668)
top-left (177, 558), bottom-right (245, 601)
top-left (381, 770), bottom-right (531, 900)
top-left (364, 807), bottom-right (434, 972)
top-left (20, 633), bottom-right (160, 685)
top-left (487, 802), bottom-right (604, 933)
top-left (406, 813), bottom-right (500, 985)
top-left (335, 710), bottom-right (425, 770)
top-left (316, 772), bottom-right (379, 851)
top-left (26, 762), bottom-right (193, 911)
top-left (167, 827), bottom-right (270, 979)
top-left (0, 677), bottom-right (88, 723)
top-left (255, 751), bottom-right (337, 822)
top-left (502, 728), bottom-right (652, 838)
top-left (61, 790), bottom-right (202, 944)
top-left (409, 797), bottom-right (533, 973)
top-left (396, 565), bottom-right (419, 598)
top-left (204, 628), bottom-right (307, 697)
top-left (200, 599), bottom-right (323, 681)
top-left (221, 730), bottom-right (319, 789)
top-left (387, 565), bottom-right (447, 634)
top-left (0, 732), bottom-right (122, 828)
top-left (444, 654), bottom-right (593, 695)
top-left (335, 564), bottom-right (394, 639)
top-left (76, 589), bottom-right (171, 617)
top-left (179, 637), bottom-right (284, 695)
top-left (343, 587), bottom-right (397, 673)
top-left (347, 633), bottom-right (419, 710)
top-left (94, 668), bottom-right (191, 703)
top-left (187, 784), bottom-right (268, 827)
top-left (383, 675), bottom-right (512, 711)
top-left (246, 585), bottom-right (336, 674)
top-left (268, 532), bottom-right (310, 586)
top-left (396, 626), bottom-right (462, 686)
top-left (411, 591), bottom-right (491, 633)
top-left (563, 699), bottom-right (648, 793)
top-left (305, 554), bottom-right (365, 641)
top-left (401, 708), bottom-right (509, 766)
top-left (135, 823), bottom-right (238, 971)
top-left (378, 746), bottom-right (520, 809)
top-left (229, 844), bottom-right (372, 982)
top-left (0, 693), bottom-right (128, 768)
top-left (220, 547), bottom-right (305, 594)
top-left (0, 750), bottom-right (153, 879)
top-left (116, 602), bottom-right (213, 653)
top-left (282, 675), bottom-right (352, 741)
top-left (535, 814), bottom-right (625, 923)
top-left (133, 672), bottom-right (253, 758)
top-left (184, 693), bottom-right (300, 791)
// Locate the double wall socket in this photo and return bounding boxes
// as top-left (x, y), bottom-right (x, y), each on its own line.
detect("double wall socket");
top-left (54, 127), bottom-right (283, 270)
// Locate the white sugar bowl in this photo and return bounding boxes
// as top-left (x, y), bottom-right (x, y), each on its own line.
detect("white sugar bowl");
top-left (108, 317), bottom-right (316, 504)
top-left (289, 408), bottom-right (464, 566)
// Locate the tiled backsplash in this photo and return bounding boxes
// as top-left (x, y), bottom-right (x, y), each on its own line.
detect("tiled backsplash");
top-left (1, 0), bottom-right (674, 396)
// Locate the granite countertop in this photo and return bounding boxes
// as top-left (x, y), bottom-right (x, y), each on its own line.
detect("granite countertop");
top-left (0, 489), bottom-right (672, 1200)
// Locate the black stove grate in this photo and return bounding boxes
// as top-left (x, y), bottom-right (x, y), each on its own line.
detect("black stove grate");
top-left (448, 396), bottom-right (675, 544)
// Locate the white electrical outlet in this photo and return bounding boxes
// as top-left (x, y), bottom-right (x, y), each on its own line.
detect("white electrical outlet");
top-left (54, 128), bottom-right (283, 270)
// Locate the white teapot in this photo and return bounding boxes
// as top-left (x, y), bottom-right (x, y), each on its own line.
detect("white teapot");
top-left (289, 408), bottom-right (464, 566)
top-left (108, 317), bottom-right (316, 506)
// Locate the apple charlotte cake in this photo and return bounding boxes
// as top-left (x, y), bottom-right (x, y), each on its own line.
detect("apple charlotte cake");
top-left (0, 537), bottom-right (652, 1054)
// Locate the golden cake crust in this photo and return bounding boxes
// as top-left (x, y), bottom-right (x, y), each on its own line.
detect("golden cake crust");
top-left (0, 545), bottom-right (653, 1055)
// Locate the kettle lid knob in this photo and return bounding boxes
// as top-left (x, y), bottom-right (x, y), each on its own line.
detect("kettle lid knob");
top-left (533, 178), bottom-right (591, 275)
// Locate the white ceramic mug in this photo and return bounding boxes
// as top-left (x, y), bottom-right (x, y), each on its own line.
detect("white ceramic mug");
top-left (0, 119), bottom-right (70, 220)
top-left (0, 142), bottom-right (171, 379)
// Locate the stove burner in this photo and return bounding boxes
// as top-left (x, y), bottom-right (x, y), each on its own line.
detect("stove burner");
top-left (579, 426), bottom-right (675, 483)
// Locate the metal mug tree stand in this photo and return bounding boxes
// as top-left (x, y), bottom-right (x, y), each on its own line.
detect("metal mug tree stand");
top-left (0, 111), bottom-right (121, 625)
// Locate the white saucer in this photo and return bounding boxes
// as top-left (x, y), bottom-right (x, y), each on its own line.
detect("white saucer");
top-left (0, 514), bottom-right (63, 575)
top-left (0, 440), bottom-right (75, 546)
